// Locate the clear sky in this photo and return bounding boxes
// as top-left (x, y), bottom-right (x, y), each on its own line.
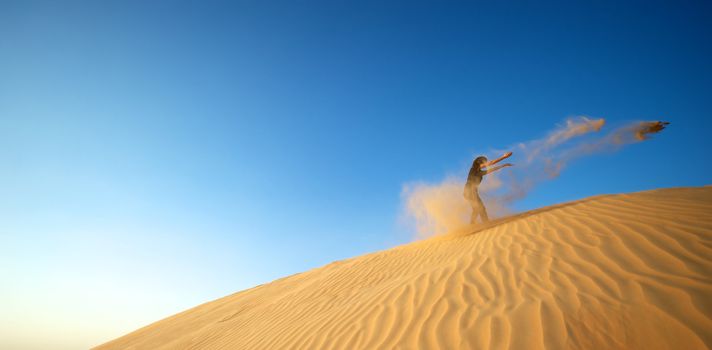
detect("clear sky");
top-left (1, 0), bottom-right (711, 348)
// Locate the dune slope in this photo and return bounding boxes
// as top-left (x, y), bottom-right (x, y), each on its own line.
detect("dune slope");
top-left (96, 187), bottom-right (712, 350)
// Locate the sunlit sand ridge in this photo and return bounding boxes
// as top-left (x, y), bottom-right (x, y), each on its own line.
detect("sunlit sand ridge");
top-left (96, 186), bottom-right (712, 350)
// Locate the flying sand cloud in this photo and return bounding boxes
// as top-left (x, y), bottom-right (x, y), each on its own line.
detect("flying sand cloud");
top-left (402, 117), bottom-right (669, 239)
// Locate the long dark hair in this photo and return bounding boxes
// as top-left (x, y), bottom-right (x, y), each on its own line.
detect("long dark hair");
top-left (473, 156), bottom-right (488, 169)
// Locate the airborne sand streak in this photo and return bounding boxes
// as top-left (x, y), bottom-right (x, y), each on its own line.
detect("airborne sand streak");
top-left (403, 117), bottom-right (669, 238)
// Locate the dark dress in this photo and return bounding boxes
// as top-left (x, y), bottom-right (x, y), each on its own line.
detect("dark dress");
top-left (464, 166), bottom-right (489, 223)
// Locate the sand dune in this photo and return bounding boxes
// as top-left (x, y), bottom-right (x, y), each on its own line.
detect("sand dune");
top-left (95, 187), bottom-right (712, 350)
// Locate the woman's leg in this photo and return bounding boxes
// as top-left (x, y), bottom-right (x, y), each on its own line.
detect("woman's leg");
top-left (476, 192), bottom-right (489, 222)
top-left (469, 200), bottom-right (478, 224)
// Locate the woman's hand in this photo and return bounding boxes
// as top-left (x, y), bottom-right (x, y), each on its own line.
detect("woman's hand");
top-left (486, 152), bottom-right (514, 168)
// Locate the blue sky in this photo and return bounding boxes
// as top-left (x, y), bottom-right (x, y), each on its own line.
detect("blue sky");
top-left (1, 1), bottom-right (711, 348)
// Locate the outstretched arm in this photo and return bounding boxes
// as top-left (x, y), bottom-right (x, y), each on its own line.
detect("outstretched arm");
top-left (485, 151), bottom-right (513, 167)
top-left (484, 163), bottom-right (513, 175)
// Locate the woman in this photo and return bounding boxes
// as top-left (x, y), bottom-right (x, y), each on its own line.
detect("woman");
top-left (464, 151), bottom-right (513, 224)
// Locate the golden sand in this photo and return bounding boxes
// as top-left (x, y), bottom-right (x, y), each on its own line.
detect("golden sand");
top-left (96, 187), bottom-right (712, 350)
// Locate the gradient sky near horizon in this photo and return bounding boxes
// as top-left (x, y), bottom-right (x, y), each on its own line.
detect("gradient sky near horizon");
top-left (1, 1), bottom-right (711, 349)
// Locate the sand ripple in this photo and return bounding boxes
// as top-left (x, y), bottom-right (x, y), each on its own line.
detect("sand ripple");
top-left (95, 187), bottom-right (712, 350)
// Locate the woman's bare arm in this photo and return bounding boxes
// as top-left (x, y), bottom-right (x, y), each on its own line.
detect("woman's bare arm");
top-left (485, 151), bottom-right (513, 167)
top-left (484, 163), bottom-right (513, 175)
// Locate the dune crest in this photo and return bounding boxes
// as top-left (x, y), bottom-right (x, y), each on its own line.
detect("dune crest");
top-left (96, 187), bottom-right (712, 350)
